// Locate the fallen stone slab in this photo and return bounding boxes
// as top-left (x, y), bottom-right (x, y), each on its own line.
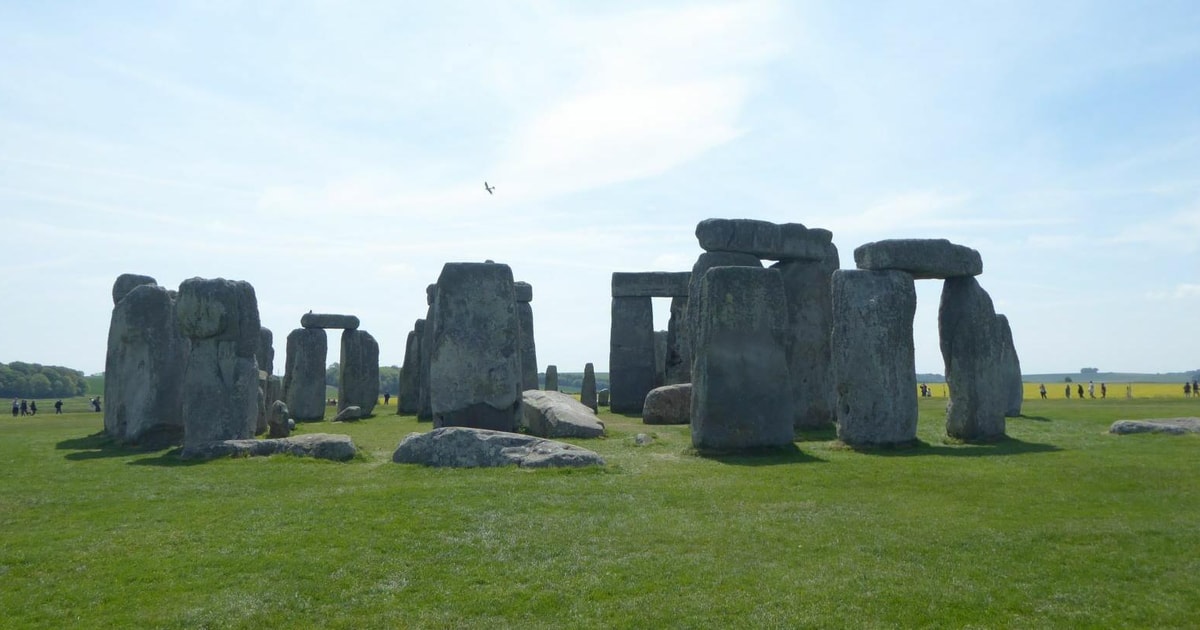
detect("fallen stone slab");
top-left (1109, 418), bottom-right (1200, 435)
top-left (520, 390), bottom-right (605, 438)
top-left (392, 427), bottom-right (606, 468)
top-left (301, 313), bottom-right (361, 330)
top-left (854, 239), bottom-right (982, 279)
top-left (181, 433), bottom-right (357, 461)
top-left (695, 218), bottom-right (832, 261)
top-left (333, 406), bottom-right (362, 422)
top-left (643, 383), bottom-right (691, 425)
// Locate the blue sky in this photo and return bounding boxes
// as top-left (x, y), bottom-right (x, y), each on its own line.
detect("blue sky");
top-left (2, 1), bottom-right (1198, 377)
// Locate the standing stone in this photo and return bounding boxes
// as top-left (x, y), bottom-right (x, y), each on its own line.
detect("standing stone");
top-left (418, 284), bottom-right (436, 421)
top-left (267, 400), bottom-right (291, 438)
top-left (581, 363), bottom-right (598, 412)
top-left (397, 321), bottom-right (422, 414)
top-left (664, 296), bottom-right (689, 385)
top-left (515, 281), bottom-right (539, 392)
top-left (940, 277), bottom-right (1007, 441)
top-left (264, 375), bottom-right (283, 414)
top-left (111, 273), bottom-right (158, 305)
top-left (685, 251), bottom-right (763, 375)
top-left (690, 266), bottom-right (793, 450)
top-left (609, 296), bottom-right (655, 413)
top-left (997, 314), bottom-right (1023, 417)
top-left (176, 277), bottom-right (261, 453)
top-left (104, 280), bottom-right (187, 446)
top-left (339, 329), bottom-right (379, 417)
top-left (544, 365), bottom-right (559, 392)
top-left (283, 327), bottom-right (328, 421)
top-left (653, 330), bottom-right (668, 387)
top-left (772, 241), bottom-right (840, 430)
top-left (831, 270), bottom-right (918, 447)
top-left (430, 262), bottom-right (522, 431)
top-left (256, 327), bottom-right (275, 376)
top-left (598, 389), bottom-right (610, 406)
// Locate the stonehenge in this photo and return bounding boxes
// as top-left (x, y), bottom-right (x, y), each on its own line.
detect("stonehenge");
top-left (544, 365), bottom-right (558, 392)
top-left (515, 281), bottom-right (539, 392)
top-left (609, 271), bottom-right (690, 413)
top-left (397, 322), bottom-right (422, 414)
top-left (996, 314), bottom-right (1023, 417)
top-left (283, 328), bottom-right (327, 421)
top-left (581, 363), bottom-right (598, 412)
top-left (939, 276), bottom-right (1007, 441)
top-left (339, 329), bottom-right (379, 417)
top-left (282, 312), bottom-right (378, 422)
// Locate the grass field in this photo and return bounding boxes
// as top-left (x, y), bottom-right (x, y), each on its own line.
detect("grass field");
top-left (2, 394), bottom-right (1198, 628)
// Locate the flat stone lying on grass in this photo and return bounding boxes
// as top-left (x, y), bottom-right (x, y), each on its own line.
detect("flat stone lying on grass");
top-left (1109, 418), bottom-right (1200, 435)
top-left (333, 406), bottom-right (362, 422)
top-left (181, 433), bottom-right (357, 461)
top-left (643, 383), bottom-right (691, 425)
top-left (520, 390), bottom-right (605, 438)
top-left (392, 427), bottom-right (606, 468)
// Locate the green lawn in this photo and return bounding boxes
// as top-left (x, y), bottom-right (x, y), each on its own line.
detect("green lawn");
top-left (1, 397), bottom-right (1197, 628)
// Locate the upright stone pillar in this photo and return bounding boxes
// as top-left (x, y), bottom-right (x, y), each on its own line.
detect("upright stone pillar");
top-left (685, 251), bottom-right (762, 375)
top-left (581, 363), bottom-right (598, 412)
top-left (283, 327), bottom-right (328, 421)
top-left (831, 270), bottom-right (918, 447)
top-left (609, 296), bottom-right (655, 413)
top-left (104, 275), bottom-right (187, 446)
top-left (418, 284), bottom-right (437, 421)
top-left (340, 329), bottom-right (379, 416)
top-left (515, 281), bottom-right (538, 391)
top-left (653, 330), bottom-right (668, 387)
top-left (397, 321), bottom-right (422, 414)
top-left (255, 327), bottom-right (275, 434)
top-left (940, 277), bottom-right (1007, 441)
top-left (664, 296), bottom-right (689, 385)
top-left (771, 241), bottom-right (840, 430)
top-left (430, 262), bottom-right (522, 431)
top-left (690, 266), bottom-right (793, 450)
top-left (997, 314), bottom-right (1023, 417)
top-left (176, 277), bottom-right (260, 453)
top-left (544, 365), bottom-right (559, 392)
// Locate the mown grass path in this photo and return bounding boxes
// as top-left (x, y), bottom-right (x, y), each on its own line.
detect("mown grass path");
top-left (2, 396), bottom-right (1197, 628)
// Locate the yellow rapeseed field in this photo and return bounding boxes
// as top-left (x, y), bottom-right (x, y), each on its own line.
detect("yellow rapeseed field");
top-left (915, 382), bottom-right (1195, 400)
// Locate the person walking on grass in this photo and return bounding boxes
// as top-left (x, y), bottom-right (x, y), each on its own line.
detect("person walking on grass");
top-left (54, 400), bottom-right (63, 414)
top-left (1088, 381), bottom-right (1095, 399)
top-left (1100, 382), bottom-right (1107, 399)
top-left (1077, 384), bottom-right (1084, 399)
top-left (1186, 382), bottom-right (1192, 398)
top-left (19, 399), bottom-right (28, 416)
top-left (29, 400), bottom-right (37, 415)
top-left (1065, 384), bottom-right (1071, 399)
top-left (11, 398), bottom-right (18, 417)
top-left (1039, 384), bottom-right (1047, 400)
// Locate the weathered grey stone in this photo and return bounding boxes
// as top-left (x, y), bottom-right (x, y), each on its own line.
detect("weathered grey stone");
top-left (1109, 418), bottom-right (1200, 435)
top-left (609, 296), bottom-right (656, 413)
top-left (940, 276), bottom-right (1007, 441)
top-left (256, 382), bottom-right (267, 435)
top-left (397, 321), bottom-right (422, 414)
top-left (581, 363), bottom-right (598, 412)
top-left (426, 283), bottom-right (437, 306)
top-left (772, 242), bottom-right (840, 430)
top-left (611, 272), bottom-right (690, 297)
top-left (283, 327), bottom-right (328, 421)
top-left (267, 400), bottom-right (290, 438)
top-left (634, 433), bottom-right (654, 446)
top-left (517, 301), bottom-right (538, 392)
top-left (339, 329), bottom-right (379, 416)
top-left (419, 295), bottom-right (435, 422)
top-left (654, 330), bottom-right (667, 387)
top-left (598, 389), bottom-right (610, 406)
top-left (177, 277), bottom-right (261, 453)
top-left (695, 218), bottom-right (831, 261)
top-left (264, 376), bottom-right (283, 418)
top-left (392, 427), bottom-right (605, 468)
top-left (112, 273), bottom-right (157, 306)
top-left (514, 281), bottom-right (533, 303)
top-left (430, 262), bottom-right (522, 431)
top-left (300, 312), bottom-right (360, 330)
top-left (104, 282), bottom-right (187, 446)
top-left (685, 251), bottom-right (763, 372)
top-left (996, 314), bottom-right (1023, 417)
top-left (183, 433), bottom-right (356, 461)
top-left (691, 266), bottom-right (794, 450)
top-left (333, 406), bottom-right (362, 422)
top-left (854, 239), bottom-right (982, 279)
top-left (664, 296), bottom-right (689, 385)
top-left (643, 383), bottom-right (691, 425)
top-left (256, 327), bottom-right (275, 376)
top-left (831, 270), bottom-right (918, 446)
top-left (543, 365), bottom-right (558, 391)
top-left (520, 390), bottom-right (606, 438)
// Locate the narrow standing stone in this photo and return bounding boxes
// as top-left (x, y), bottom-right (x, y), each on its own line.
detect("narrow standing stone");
top-left (581, 363), bottom-right (598, 412)
top-left (609, 296), bottom-right (655, 413)
top-left (997, 314), bottom-right (1023, 417)
top-left (544, 365), bottom-right (559, 392)
top-left (397, 321), bottom-right (422, 414)
top-left (939, 276), bottom-right (1007, 441)
top-left (771, 241), bottom-right (839, 430)
top-left (283, 327), bottom-right (328, 421)
top-left (339, 329), bottom-right (380, 417)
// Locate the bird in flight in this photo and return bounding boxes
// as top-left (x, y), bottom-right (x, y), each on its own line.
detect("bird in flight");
top-left (484, 181), bottom-right (495, 195)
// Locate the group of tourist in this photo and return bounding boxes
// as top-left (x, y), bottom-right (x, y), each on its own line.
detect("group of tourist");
top-left (9, 398), bottom-right (66, 416)
top-left (1185, 380), bottom-right (1200, 397)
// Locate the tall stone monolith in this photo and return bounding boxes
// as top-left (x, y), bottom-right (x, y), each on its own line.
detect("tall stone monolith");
top-left (544, 365), bottom-right (559, 392)
top-left (581, 363), bottom-right (598, 412)
top-left (685, 251), bottom-right (762, 375)
top-left (419, 284), bottom-right (436, 421)
top-left (609, 296), bottom-right (655, 413)
top-left (997, 314), bottom-right (1023, 417)
top-left (690, 266), bottom-right (794, 450)
top-left (397, 321), bottom-right (422, 414)
top-left (283, 327), bottom-right (328, 421)
top-left (831, 270), bottom-right (918, 447)
top-left (515, 281), bottom-right (539, 392)
top-left (664, 296), bottom-right (689, 385)
top-left (430, 262), bottom-right (522, 431)
top-left (940, 276), bottom-right (1007, 441)
top-left (104, 277), bottom-right (187, 446)
top-left (176, 277), bottom-right (261, 453)
top-left (340, 329), bottom-right (379, 417)
top-left (771, 240), bottom-right (840, 430)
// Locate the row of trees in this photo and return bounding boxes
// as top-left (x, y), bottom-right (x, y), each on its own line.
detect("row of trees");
top-left (0, 362), bottom-right (89, 398)
top-left (324, 363), bottom-right (402, 396)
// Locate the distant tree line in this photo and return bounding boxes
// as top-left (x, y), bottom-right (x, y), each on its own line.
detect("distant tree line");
top-left (324, 363), bottom-right (401, 396)
top-left (0, 362), bottom-right (89, 398)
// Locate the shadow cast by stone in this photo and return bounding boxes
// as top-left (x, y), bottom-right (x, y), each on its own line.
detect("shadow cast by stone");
top-left (1012, 414), bottom-right (1052, 423)
top-left (858, 436), bottom-right (1060, 458)
top-left (126, 448), bottom-right (207, 467)
top-left (58, 431), bottom-right (175, 460)
top-left (694, 443), bottom-right (826, 466)
top-left (794, 426), bottom-right (838, 443)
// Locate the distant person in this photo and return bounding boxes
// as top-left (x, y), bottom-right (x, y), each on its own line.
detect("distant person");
top-left (1186, 382), bottom-right (1192, 398)
top-left (1193, 379), bottom-right (1199, 397)
top-left (11, 398), bottom-right (18, 417)
top-left (54, 400), bottom-right (63, 414)
top-left (20, 399), bottom-right (28, 416)
top-left (1077, 384), bottom-right (1084, 399)
top-left (384, 392), bottom-right (390, 406)
top-left (1126, 384), bottom-right (1133, 399)
top-left (1065, 384), bottom-right (1071, 399)
top-left (1039, 384), bottom-right (1047, 399)
top-left (29, 400), bottom-right (37, 415)
top-left (1088, 381), bottom-right (1095, 399)
top-left (1100, 383), bottom-right (1107, 399)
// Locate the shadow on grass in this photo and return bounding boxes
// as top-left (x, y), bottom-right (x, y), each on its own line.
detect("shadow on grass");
top-left (794, 426), bottom-right (838, 443)
top-left (694, 443), bottom-right (827, 466)
top-left (1011, 414), bottom-right (1053, 422)
top-left (57, 430), bottom-right (180, 461)
top-left (126, 449), bottom-right (207, 467)
top-left (854, 435), bottom-right (1061, 458)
